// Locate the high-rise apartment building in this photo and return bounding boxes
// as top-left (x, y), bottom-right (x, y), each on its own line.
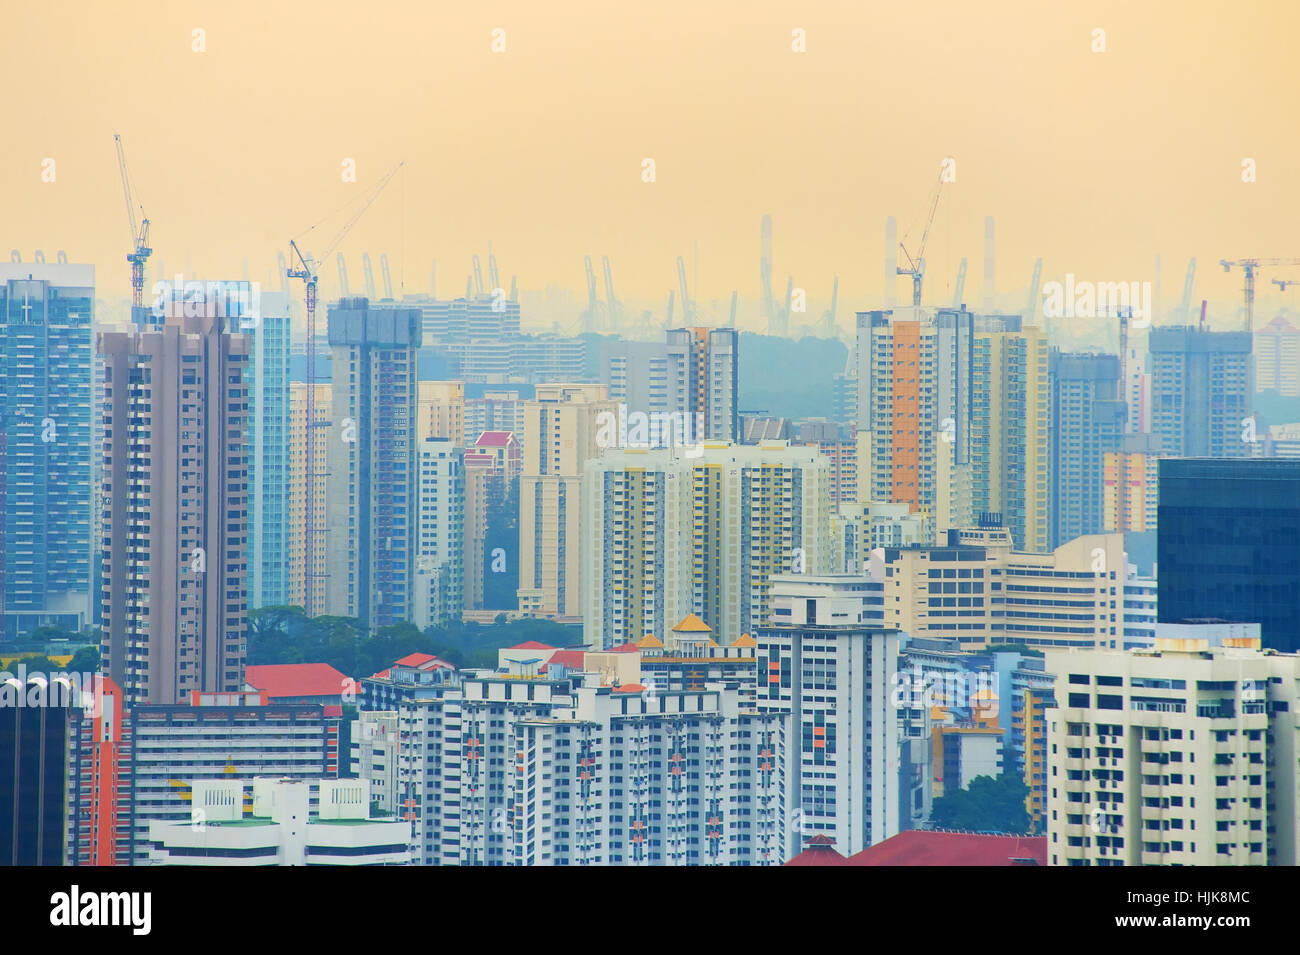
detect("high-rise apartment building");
top-left (882, 523), bottom-right (1125, 651)
top-left (582, 441), bottom-right (832, 647)
top-left (1102, 436), bottom-right (1162, 534)
top-left (1148, 326), bottom-right (1253, 458)
top-left (855, 307), bottom-right (974, 542)
top-left (1046, 637), bottom-right (1300, 866)
top-left (248, 292), bottom-right (292, 609)
top-left (0, 263), bottom-right (94, 639)
top-left (755, 574), bottom-right (900, 856)
top-left (603, 327), bottom-right (740, 442)
top-left (287, 380), bottom-right (330, 615)
top-left (517, 383), bottom-right (616, 618)
top-left (417, 379), bottom-right (464, 441)
top-left (413, 436), bottom-right (463, 628)
top-left (325, 300), bottom-right (422, 629)
top-left (463, 387), bottom-right (528, 448)
top-left (1158, 458), bottom-right (1300, 651)
top-left (1049, 351), bottom-right (1126, 548)
top-left (970, 317), bottom-right (1050, 553)
top-left (97, 303), bottom-right (249, 704)
top-left (392, 670), bottom-right (789, 865)
top-left (1255, 315), bottom-right (1300, 396)
top-left (831, 501), bottom-right (929, 575)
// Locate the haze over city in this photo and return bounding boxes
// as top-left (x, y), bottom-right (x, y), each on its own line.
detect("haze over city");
top-left (4, 0), bottom-right (1299, 325)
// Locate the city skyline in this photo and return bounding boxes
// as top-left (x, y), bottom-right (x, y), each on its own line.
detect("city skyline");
top-left (3, 0), bottom-right (1299, 325)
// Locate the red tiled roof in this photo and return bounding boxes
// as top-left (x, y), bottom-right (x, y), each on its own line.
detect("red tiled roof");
top-left (607, 642), bottom-right (640, 654)
top-left (508, 641), bottom-right (556, 651)
top-left (392, 652), bottom-right (453, 670)
top-left (845, 831), bottom-right (1047, 866)
top-left (475, 430), bottom-right (515, 447)
top-left (612, 683), bottom-right (646, 694)
top-left (548, 650), bottom-right (585, 669)
top-left (785, 836), bottom-right (850, 866)
top-left (244, 663), bottom-right (350, 699)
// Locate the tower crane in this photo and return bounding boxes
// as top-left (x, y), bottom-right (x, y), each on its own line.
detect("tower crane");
top-left (602, 256), bottom-right (620, 330)
top-left (113, 134), bottom-right (152, 310)
top-left (380, 253), bottom-right (393, 299)
top-left (677, 256), bottom-right (694, 325)
top-left (897, 162), bottom-right (947, 307)
top-left (583, 255), bottom-right (601, 332)
top-left (362, 253), bottom-right (377, 299)
top-left (472, 255), bottom-right (485, 297)
top-left (1219, 258), bottom-right (1300, 332)
top-left (952, 258), bottom-right (967, 308)
top-left (286, 161), bottom-right (403, 609)
top-left (336, 253), bottom-right (350, 297)
top-left (1179, 259), bottom-right (1196, 323)
top-left (1025, 258), bottom-right (1043, 325)
top-left (1274, 278), bottom-right (1300, 293)
top-left (820, 275), bottom-right (839, 337)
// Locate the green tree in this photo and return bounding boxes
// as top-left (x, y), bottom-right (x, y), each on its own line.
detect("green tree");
top-left (930, 772), bottom-right (1031, 835)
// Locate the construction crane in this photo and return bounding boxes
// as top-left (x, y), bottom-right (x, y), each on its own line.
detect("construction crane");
top-left (1220, 258), bottom-right (1300, 332)
top-left (380, 253), bottom-right (393, 299)
top-left (583, 255), bottom-right (600, 332)
top-left (287, 161), bottom-right (403, 611)
top-left (113, 134), bottom-right (152, 310)
top-left (336, 253), bottom-right (350, 297)
top-left (472, 255), bottom-right (485, 297)
top-left (897, 163), bottom-right (947, 307)
top-left (952, 258), bottom-right (967, 308)
top-left (677, 256), bottom-right (694, 325)
top-left (1025, 258), bottom-right (1043, 326)
top-left (820, 275), bottom-right (839, 337)
top-left (1274, 278), bottom-right (1300, 293)
top-left (361, 253), bottom-right (377, 299)
top-left (601, 256), bottom-right (620, 331)
top-left (1179, 259), bottom-right (1197, 323)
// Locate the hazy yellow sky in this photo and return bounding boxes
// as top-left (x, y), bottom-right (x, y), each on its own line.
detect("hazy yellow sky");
top-left (3, 0), bottom-right (1299, 330)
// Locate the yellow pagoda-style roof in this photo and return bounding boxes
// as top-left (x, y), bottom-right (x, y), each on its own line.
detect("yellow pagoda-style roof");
top-left (636, 634), bottom-right (664, 649)
top-left (731, 633), bottom-right (757, 648)
top-left (672, 613), bottom-right (713, 634)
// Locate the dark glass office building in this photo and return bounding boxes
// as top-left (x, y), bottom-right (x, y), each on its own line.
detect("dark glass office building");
top-left (1158, 458), bottom-right (1300, 651)
top-left (0, 677), bottom-right (72, 865)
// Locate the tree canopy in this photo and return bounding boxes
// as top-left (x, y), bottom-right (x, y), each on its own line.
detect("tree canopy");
top-left (929, 772), bottom-right (1031, 835)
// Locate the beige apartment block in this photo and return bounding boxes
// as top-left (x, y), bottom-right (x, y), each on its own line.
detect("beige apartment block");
top-left (517, 383), bottom-right (616, 618)
top-left (1045, 637), bottom-right (1300, 866)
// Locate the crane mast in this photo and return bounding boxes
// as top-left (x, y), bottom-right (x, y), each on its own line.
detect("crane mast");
top-left (114, 134), bottom-right (152, 310)
top-left (898, 163), bottom-right (947, 307)
top-left (286, 161), bottom-right (403, 610)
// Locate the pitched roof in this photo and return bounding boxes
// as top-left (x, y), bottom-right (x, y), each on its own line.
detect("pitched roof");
top-left (475, 430), bottom-right (515, 447)
top-left (548, 650), bottom-right (585, 669)
top-left (607, 642), bottom-right (640, 654)
top-left (392, 652), bottom-right (453, 670)
top-left (672, 613), bottom-right (713, 633)
top-left (244, 663), bottom-right (350, 699)
top-left (635, 635), bottom-right (664, 649)
top-left (508, 641), bottom-right (556, 651)
top-left (785, 835), bottom-right (850, 867)
top-left (612, 683), bottom-right (646, 694)
top-left (844, 831), bottom-right (1047, 866)
top-left (731, 633), bottom-right (757, 647)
